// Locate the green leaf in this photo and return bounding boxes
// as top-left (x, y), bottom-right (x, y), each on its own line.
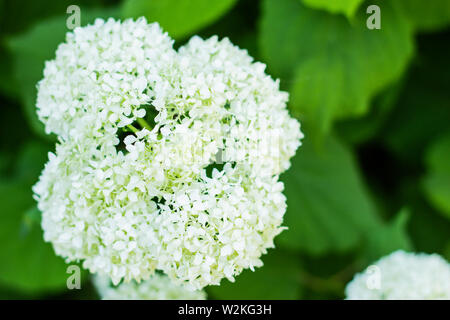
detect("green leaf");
top-left (0, 141), bottom-right (84, 294)
top-left (301, 0), bottom-right (363, 18)
top-left (0, 181), bottom-right (70, 294)
top-left (401, 184), bottom-right (450, 255)
top-left (397, 0), bottom-right (450, 32)
top-left (14, 141), bottom-right (51, 184)
top-left (7, 7), bottom-right (119, 138)
top-left (381, 34), bottom-right (450, 166)
top-left (363, 209), bottom-right (412, 262)
top-left (122, 0), bottom-right (237, 39)
top-left (277, 134), bottom-right (381, 255)
top-left (423, 132), bottom-right (450, 219)
top-left (207, 250), bottom-right (301, 299)
top-left (259, 0), bottom-right (413, 137)
top-left (336, 79), bottom-right (404, 145)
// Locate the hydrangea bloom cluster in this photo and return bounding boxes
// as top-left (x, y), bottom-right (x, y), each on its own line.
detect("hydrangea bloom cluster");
top-left (33, 18), bottom-right (302, 289)
top-left (93, 273), bottom-right (206, 300)
top-left (345, 250), bottom-right (450, 300)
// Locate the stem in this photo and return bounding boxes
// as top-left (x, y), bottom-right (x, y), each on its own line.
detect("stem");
top-left (127, 124), bottom-right (139, 133)
top-left (137, 118), bottom-right (152, 130)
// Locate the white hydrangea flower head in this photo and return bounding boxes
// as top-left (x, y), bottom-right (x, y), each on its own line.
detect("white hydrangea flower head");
top-left (345, 250), bottom-right (450, 300)
top-left (37, 17), bottom-right (176, 141)
top-left (33, 18), bottom-right (303, 289)
top-left (93, 273), bottom-right (206, 300)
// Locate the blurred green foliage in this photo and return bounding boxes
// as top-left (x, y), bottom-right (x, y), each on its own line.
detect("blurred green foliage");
top-left (423, 133), bottom-right (450, 218)
top-left (0, 0), bottom-right (449, 299)
top-left (122, 0), bottom-right (237, 39)
top-left (260, 0), bottom-right (414, 139)
top-left (301, 0), bottom-right (364, 19)
top-left (279, 135), bottom-right (381, 255)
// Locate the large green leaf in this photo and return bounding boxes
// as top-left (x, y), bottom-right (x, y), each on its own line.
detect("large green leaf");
top-left (14, 141), bottom-right (51, 184)
top-left (301, 0), bottom-right (363, 18)
top-left (397, 0), bottom-right (450, 32)
top-left (423, 132), bottom-right (450, 219)
top-left (336, 79), bottom-right (404, 145)
top-left (207, 250), bottom-right (301, 299)
top-left (0, 142), bottom-right (70, 294)
top-left (277, 134), bottom-right (381, 255)
top-left (122, 0), bottom-right (237, 39)
top-left (362, 210), bottom-right (412, 262)
top-left (259, 0), bottom-right (414, 137)
top-left (7, 7), bottom-right (119, 138)
top-left (0, 183), bottom-right (69, 294)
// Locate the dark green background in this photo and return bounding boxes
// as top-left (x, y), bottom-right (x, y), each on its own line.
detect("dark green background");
top-left (0, 0), bottom-right (449, 299)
